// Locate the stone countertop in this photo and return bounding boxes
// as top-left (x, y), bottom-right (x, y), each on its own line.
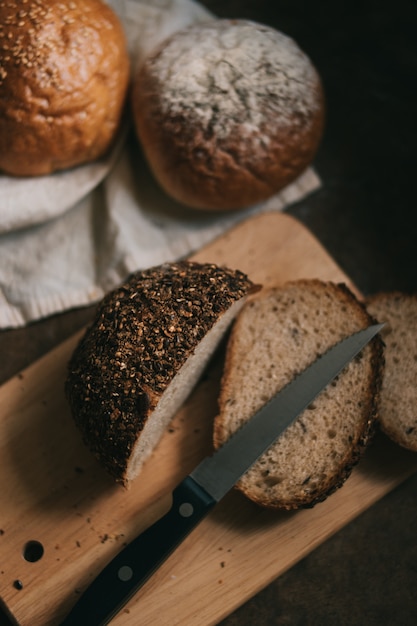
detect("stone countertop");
top-left (1, 1), bottom-right (416, 624)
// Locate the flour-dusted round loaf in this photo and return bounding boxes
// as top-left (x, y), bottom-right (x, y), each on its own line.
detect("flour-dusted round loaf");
top-left (65, 261), bottom-right (258, 485)
top-left (366, 292), bottom-right (417, 452)
top-left (0, 0), bottom-right (130, 176)
top-left (214, 280), bottom-right (384, 510)
top-left (132, 19), bottom-right (325, 211)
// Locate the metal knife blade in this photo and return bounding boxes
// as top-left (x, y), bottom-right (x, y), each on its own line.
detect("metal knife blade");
top-left (60, 323), bottom-right (383, 626)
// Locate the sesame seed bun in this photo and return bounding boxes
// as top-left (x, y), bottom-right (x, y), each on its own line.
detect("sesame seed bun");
top-left (0, 0), bottom-right (130, 176)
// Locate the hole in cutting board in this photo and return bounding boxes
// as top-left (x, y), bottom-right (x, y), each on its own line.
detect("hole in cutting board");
top-left (22, 540), bottom-right (44, 562)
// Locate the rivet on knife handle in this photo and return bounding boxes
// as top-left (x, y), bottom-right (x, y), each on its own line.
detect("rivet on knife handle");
top-left (59, 477), bottom-right (216, 626)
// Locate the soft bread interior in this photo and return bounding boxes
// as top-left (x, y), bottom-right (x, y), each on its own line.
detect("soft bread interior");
top-left (366, 293), bottom-right (417, 451)
top-left (125, 298), bottom-right (246, 482)
top-left (215, 282), bottom-right (381, 509)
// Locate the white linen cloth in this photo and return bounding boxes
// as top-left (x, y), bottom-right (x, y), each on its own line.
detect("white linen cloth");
top-left (0, 0), bottom-right (321, 328)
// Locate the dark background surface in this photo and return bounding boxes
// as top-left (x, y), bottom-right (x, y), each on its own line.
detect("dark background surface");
top-left (1, 1), bottom-right (417, 624)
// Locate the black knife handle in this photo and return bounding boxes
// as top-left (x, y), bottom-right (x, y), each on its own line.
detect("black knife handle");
top-left (60, 476), bottom-right (216, 626)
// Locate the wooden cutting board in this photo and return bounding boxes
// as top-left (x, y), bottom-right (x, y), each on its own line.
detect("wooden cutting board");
top-left (1, 212), bottom-right (416, 626)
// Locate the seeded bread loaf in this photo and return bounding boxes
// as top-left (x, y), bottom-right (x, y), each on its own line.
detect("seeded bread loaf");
top-left (213, 280), bottom-right (384, 510)
top-left (0, 0), bottom-right (129, 176)
top-left (366, 292), bottom-right (417, 452)
top-left (132, 19), bottom-right (324, 211)
top-left (65, 261), bottom-right (258, 485)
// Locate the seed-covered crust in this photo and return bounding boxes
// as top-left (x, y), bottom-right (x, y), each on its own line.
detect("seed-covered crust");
top-left (65, 261), bottom-right (255, 481)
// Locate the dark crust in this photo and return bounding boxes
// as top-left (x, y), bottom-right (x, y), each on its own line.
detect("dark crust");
top-left (217, 279), bottom-right (385, 510)
top-left (65, 261), bottom-right (255, 482)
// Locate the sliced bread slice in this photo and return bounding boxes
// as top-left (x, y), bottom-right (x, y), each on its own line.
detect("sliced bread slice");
top-left (213, 279), bottom-right (384, 510)
top-left (366, 292), bottom-right (417, 452)
top-left (65, 261), bottom-right (258, 485)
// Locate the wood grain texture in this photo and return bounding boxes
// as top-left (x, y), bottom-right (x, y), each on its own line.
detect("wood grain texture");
top-left (0, 212), bottom-right (416, 626)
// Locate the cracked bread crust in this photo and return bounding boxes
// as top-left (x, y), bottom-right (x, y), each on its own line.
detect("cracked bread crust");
top-left (65, 261), bottom-right (257, 484)
top-left (214, 280), bottom-right (384, 510)
top-left (0, 0), bottom-right (129, 176)
top-left (132, 19), bottom-right (325, 211)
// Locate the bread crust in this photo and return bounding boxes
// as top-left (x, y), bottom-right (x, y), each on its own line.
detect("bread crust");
top-left (132, 19), bottom-right (325, 211)
top-left (0, 0), bottom-right (130, 176)
top-left (214, 280), bottom-right (384, 510)
top-left (65, 261), bottom-right (256, 483)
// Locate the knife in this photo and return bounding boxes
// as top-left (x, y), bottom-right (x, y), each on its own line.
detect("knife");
top-left (60, 323), bottom-right (383, 626)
